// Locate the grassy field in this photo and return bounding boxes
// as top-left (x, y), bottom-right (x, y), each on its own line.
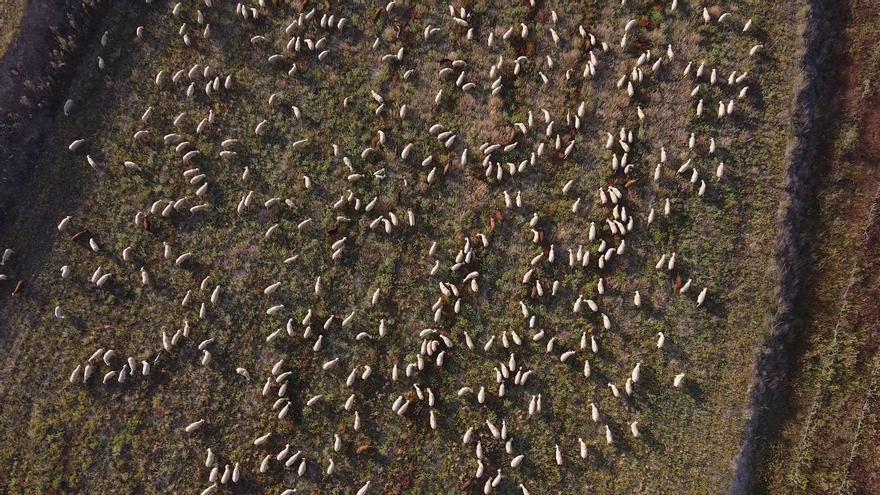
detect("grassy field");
top-left (0, 1), bottom-right (805, 493)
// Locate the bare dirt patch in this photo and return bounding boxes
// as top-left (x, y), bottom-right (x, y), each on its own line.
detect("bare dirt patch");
top-left (748, 0), bottom-right (880, 492)
top-left (0, 0), bottom-right (28, 59)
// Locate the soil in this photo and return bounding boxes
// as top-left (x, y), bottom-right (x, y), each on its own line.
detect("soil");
top-left (729, 0), bottom-right (849, 492)
top-left (733, 0), bottom-right (880, 492)
top-left (0, 0), bottom-right (104, 227)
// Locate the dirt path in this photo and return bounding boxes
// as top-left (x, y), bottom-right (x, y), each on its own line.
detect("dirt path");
top-left (0, 0), bottom-right (28, 59)
top-left (728, 0), bottom-right (850, 492)
top-left (0, 0), bottom-right (107, 227)
top-left (0, 0), bottom-right (64, 109)
top-left (0, 0), bottom-right (111, 405)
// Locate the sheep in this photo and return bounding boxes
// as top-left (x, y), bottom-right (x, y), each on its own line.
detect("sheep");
top-left (253, 432), bottom-right (271, 446)
top-left (679, 278), bottom-right (692, 293)
top-left (674, 373), bottom-right (686, 387)
top-left (96, 273), bottom-right (112, 288)
top-left (632, 363), bottom-right (642, 383)
top-left (631, 421), bottom-right (640, 437)
top-left (68, 139), bottom-right (86, 152)
top-left (68, 365), bottom-right (82, 383)
top-left (608, 383), bottom-right (621, 398)
top-left (511, 454), bottom-right (525, 468)
top-left (185, 419), bottom-right (205, 433)
top-left (82, 365), bottom-right (94, 382)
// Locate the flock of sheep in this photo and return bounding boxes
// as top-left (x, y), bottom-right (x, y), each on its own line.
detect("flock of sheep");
top-left (1, 0), bottom-right (766, 493)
